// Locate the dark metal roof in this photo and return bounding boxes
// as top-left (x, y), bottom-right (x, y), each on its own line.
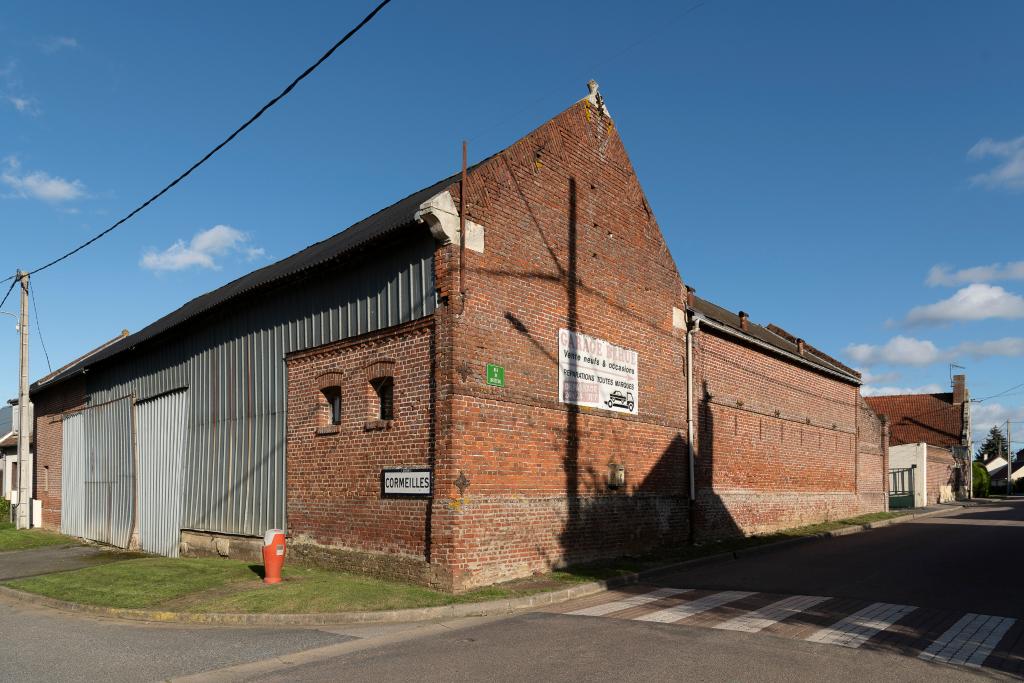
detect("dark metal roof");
top-left (690, 295), bottom-right (861, 383)
top-left (32, 170), bottom-right (460, 394)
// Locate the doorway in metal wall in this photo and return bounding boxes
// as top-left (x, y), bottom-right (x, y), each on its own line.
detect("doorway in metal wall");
top-left (60, 411), bottom-right (86, 538)
top-left (136, 389), bottom-right (188, 557)
top-left (76, 396), bottom-right (135, 548)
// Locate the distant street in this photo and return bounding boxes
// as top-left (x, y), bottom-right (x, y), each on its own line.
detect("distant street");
top-left (3, 502), bottom-right (1023, 681)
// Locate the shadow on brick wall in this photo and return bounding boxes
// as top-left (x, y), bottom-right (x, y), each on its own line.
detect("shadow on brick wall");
top-left (694, 380), bottom-right (744, 540)
top-left (502, 176), bottom-right (741, 569)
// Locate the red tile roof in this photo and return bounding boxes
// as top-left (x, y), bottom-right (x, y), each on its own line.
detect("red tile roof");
top-left (864, 393), bottom-right (963, 447)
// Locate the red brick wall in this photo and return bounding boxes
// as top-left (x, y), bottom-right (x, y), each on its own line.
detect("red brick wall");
top-left (31, 377), bottom-right (86, 530)
top-left (691, 330), bottom-right (886, 537)
top-left (433, 99), bottom-right (690, 589)
top-left (927, 446), bottom-right (957, 504)
top-left (857, 395), bottom-right (888, 511)
top-left (285, 318), bottom-right (435, 578)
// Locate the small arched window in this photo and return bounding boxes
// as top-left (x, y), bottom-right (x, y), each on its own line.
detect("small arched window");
top-left (316, 371), bottom-right (344, 430)
top-left (322, 386), bottom-right (342, 425)
top-left (366, 359), bottom-right (396, 425)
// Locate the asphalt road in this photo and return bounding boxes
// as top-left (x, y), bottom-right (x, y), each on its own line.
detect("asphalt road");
top-left (656, 500), bottom-right (1024, 618)
top-left (3, 502), bottom-right (1021, 681)
top-left (248, 613), bottom-right (980, 683)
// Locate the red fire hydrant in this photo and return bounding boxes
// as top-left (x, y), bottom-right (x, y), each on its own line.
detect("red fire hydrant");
top-left (262, 529), bottom-right (286, 585)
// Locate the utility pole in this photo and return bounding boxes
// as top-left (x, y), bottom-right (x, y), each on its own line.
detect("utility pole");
top-left (15, 271), bottom-right (31, 529)
top-left (1008, 420), bottom-right (1014, 497)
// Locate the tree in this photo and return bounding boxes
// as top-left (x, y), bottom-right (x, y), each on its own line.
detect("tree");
top-left (973, 461), bottom-right (991, 498)
top-left (977, 425), bottom-right (1008, 462)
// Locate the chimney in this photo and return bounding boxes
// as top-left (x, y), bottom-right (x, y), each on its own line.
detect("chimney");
top-left (685, 286), bottom-right (696, 307)
top-left (797, 338), bottom-right (806, 355)
top-left (738, 311), bottom-right (749, 332)
top-left (953, 374), bottom-right (967, 405)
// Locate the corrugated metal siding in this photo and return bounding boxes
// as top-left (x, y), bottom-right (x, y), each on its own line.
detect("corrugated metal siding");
top-left (85, 236), bottom-right (435, 538)
top-left (136, 390), bottom-right (188, 557)
top-left (60, 412), bottom-right (86, 538)
top-left (83, 397), bottom-right (134, 548)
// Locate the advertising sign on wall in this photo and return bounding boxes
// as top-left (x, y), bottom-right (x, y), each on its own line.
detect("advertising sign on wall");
top-left (557, 329), bottom-right (639, 415)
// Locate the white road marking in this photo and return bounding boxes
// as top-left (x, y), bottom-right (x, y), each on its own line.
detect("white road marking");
top-left (919, 613), bottom-right (1016, 668)
top-left (715, 594), bottom-right (830, 633)
top-left (807, 602), bottom-right (916, 649)
top-left (567, 588), bottom-right (692, 617)
top-left (633, 590), bottom-right (756, 624)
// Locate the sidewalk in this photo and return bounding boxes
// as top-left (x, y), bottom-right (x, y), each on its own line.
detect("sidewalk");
top-left (0, 545), bottom-right (126, 581)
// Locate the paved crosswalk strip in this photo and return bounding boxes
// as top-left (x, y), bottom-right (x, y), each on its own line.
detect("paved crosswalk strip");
top-left (806, 602), bottom-right (916, 648)
top-left (567, 588), bottom-right (692, 617)
top-left (556, 586), bottom-right (1022, 673)
top-left (633, 590), bottom-right (756, 624)
top-left (919, 613), bottom-right (1017, 668)
top-left (715, 594), bottom-right (830, 633)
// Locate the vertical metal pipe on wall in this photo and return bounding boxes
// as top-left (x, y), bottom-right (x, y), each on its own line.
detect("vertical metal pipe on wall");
top-left (686, 314), bottom-right (700, 542)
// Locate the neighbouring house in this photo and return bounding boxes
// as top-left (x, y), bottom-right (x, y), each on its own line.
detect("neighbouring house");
top-left (986, 449), bottom-right (1024, 492)
top-left (0, 404), bottom-right (16, 500)
top-left (0, 401), bottom-right (36, 523)
top-left (865, 376), bottom-right (972, 505)
top-left (31, 85), bottom-right (890, 591)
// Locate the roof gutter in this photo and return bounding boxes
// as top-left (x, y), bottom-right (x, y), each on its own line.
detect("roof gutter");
top-left (690, 311), bottom-right (861, 385)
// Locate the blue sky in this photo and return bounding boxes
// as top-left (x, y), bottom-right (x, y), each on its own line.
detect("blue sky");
top-left (0, 1), bottom-right (1021, 448)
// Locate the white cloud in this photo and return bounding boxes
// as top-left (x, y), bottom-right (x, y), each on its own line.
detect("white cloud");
top-left (0, 60), bottom-right (38, 115)
top-left (846, 336), bottom-right (943, 367)
top-left (7, 95), bottom-right (39, 115)
top-left (969, 135), bottom-right (1024, 190)
top-left (857, 369), bottom-right (901, 385)
top-left (927, 262), bottom-right (1024, 287)
top-left (1, 157), bottom-right (85, 201)
top-left (40, 36), bottom-right (78, 54)
top-left (860, 383), bottom-right (943, 397)
top-left (971, 402), bottom-right (1024, 447)
top-left (141, 225), bottom-right (264, 272)
top-left (956, 338), bottom-right (1024, 359)
top-left (906, 284), bottom-right (1024, 324)
top-left (847, 335), bottom-right (1024, 368)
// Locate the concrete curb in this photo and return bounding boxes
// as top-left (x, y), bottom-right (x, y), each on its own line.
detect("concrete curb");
top-left (0, 505), bottom-right (960, 626)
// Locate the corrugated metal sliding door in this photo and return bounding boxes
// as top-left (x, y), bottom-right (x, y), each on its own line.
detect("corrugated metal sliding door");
top-left (136, 390), bottom-right (188, 557)
top-left (83, 397), bottom-right (134, 548)
top-left (60, 412), bottom-right (86, 538)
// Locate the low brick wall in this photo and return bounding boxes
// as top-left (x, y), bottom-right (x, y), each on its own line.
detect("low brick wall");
top-left (927, 446), bottom-right (957, 504)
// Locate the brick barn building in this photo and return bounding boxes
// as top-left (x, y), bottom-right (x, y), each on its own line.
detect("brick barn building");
top-left (31, 86), bottom-right (889, 591)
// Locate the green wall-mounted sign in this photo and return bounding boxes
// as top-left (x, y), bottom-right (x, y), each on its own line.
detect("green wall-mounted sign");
top-left (486, 364), bottom-right (505, 387)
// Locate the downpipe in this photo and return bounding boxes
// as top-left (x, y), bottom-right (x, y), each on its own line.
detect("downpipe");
top-left (686, 314), bottom-right (701, 544)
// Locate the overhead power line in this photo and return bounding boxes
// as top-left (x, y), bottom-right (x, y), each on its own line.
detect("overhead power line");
top-left (23, 0), bottom-right (393, 278)
top-left (0, 278), bottom-right (16, 311)
top-left (29, 284), bottom-right (52, 374)
top-left (975, 382), bottom-right (1024, 403)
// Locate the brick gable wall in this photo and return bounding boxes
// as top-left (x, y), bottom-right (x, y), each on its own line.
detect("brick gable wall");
top-left (433, 99), bottom-right (690, 589)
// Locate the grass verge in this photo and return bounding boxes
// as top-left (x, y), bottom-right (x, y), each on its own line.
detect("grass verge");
top-left (547, 510), bottom-right (915, 583)
top-left (5, 557), bottom-right (553, 612)
top-left (4, 509), bottom-right (916, 613)
top-left (0, 521), bottom-right (75, 552)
